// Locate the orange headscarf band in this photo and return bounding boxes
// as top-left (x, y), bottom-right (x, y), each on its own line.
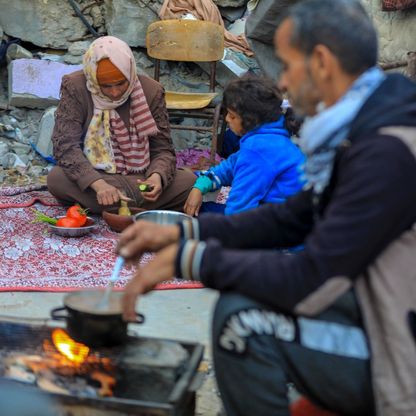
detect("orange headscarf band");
top-left (96, 58), bottom-right (126, 84)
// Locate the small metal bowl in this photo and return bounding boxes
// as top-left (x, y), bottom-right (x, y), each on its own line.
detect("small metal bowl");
top-left (47, 216), bottom-right (98, 237)
top-left (133, 210), bottom-right (191, 225)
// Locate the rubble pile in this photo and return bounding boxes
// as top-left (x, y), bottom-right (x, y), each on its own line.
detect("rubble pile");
top-left (0, 0), bottom-right (413, 188)
top-left (0, 0), bottom-right (260, 187)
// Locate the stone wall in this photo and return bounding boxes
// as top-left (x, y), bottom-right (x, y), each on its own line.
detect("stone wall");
top-left (105, 0), bottom-right (161, 48)
top-left (1, 0), bottom-right (413, 62)
top-left (0, 0), bottom-right (163, 49)
top-left (0, 0), bottom-right (87, 49)
top-left (362, 0), bottom-right (416, 64)
top-left (0, 0), bottom-right (414, 174)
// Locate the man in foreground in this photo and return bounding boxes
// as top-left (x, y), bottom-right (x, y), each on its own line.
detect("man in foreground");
top-left (117, 1), bottom-right (416, 414)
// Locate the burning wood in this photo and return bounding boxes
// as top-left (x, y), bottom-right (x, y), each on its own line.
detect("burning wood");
top-left (91, 371), bottom-right (116, 397)
top-left (0, 321), bottom-right (202, 414)
top-left (4, 329), bottom-right (116, 397)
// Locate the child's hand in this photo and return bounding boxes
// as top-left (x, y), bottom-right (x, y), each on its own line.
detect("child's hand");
top-left (184, 188), bottom-right (203, 217)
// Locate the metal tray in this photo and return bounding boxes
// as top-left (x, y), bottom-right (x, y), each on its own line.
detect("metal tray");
top-left (47, 216), bottom-right (97, 237)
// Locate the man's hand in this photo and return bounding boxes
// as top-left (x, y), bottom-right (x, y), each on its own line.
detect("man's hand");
top-left (116, 220), bottom-right (180, 262)
top-left (91, 179), bottom-right (131, 206)
top-left (122, 243), bottom-right (178, 321)
top-left (184, 188), bottom-right (203, 217)
top-left (138, 173), bottom-right (162, 202)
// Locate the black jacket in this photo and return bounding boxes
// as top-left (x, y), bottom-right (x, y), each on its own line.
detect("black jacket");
top-left (192, 74), bottom-right (416, 313)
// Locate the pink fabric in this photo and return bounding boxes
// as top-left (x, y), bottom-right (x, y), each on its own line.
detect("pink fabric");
top-left (110, 81), bottom-right (153, 173)
top-left (83, 36), bottom-right (137, 110)
top-left (175, 148), bottom-right (222, 170)
top-left (83, 36), bottom-right (158, 174)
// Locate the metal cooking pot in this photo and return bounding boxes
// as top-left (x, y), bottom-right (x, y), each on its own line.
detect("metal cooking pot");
top-left (50, 290), bottom-right (144, 348)
top-left (133, 210), bottom-right (192, 225)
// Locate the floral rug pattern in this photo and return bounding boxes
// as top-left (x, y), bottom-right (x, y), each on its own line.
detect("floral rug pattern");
top-left (0, 204), bottom-right (203, 292)
top-left (0, 149), bottom-right (229, 292)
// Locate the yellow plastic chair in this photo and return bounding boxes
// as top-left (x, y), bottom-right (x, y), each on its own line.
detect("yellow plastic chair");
top-left (146, 19), bottom-right (225, 166)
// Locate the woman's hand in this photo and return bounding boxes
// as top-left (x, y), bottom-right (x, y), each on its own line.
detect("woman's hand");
top-left (138, 173), bottom-right (162, 202)
top-left (91, 179), bottom-right (131, 206)
top-left (184, 188), bottom-right (203, 217)
top-left (122, 243), bottom-right (178, 321)
top-left (116, 220), bottom-right (180, 263)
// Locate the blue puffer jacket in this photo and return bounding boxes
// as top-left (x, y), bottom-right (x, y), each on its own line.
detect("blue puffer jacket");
top-left (210, 116), bottom-right (305, 215)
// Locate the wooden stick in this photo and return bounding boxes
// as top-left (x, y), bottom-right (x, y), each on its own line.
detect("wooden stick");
top-left (379, 60), bottom-right (407, 70)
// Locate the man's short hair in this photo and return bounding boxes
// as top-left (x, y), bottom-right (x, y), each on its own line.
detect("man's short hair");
top-left (286, 0), bottom-right (378, 75)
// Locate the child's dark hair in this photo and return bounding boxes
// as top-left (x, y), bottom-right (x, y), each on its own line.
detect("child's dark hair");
top-left (222, 75), bottom-right (283, 134)
top-left (283, 107), bottom-right (302, 137)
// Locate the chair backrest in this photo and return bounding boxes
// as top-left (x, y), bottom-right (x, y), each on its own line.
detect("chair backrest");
top-left (147, 20), bottom-right (225, 163)
top-left (146, 19), bottom-right (224, 63)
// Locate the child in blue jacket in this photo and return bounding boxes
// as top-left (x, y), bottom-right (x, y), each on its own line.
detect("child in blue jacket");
top-left (184, 76), bottom-right (305, 216)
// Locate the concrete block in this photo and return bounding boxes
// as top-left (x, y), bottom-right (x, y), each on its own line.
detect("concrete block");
top-left (218, 6), bottom-right (246, 23)
top-left (214, 0), bottom-right (247, 7)
top-left (67, 41), bottom-right (91, 57)
top-left (198, 49), bottom-right (259, 87)
top-left (133, 50), bottom-right (154, 70)
top-left (105, 0), bottom-right (159, 48)
top-left (0, 0), bottom-right (86, 48)
top-left (6, 44), bottom-right (33, 64)
top-left (8, 59), bottom-right (82, 109)
top-left (228, 18), bottom-right (246, 36)
top-left (63, 54), bottom-right (84, 65)
top-left (0, 140), bottom-right (9, 158)
top-left (36, 106), bottom-right (57, 158)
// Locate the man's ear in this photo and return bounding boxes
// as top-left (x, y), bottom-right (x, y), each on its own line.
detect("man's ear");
top-left (310, 44), bottom-right (334, 82)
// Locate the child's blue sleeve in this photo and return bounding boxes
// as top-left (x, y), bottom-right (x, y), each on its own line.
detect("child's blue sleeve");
top-left (210, 152), bottom-right (239, 187)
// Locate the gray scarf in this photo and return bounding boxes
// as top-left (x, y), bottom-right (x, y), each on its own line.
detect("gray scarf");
top-left (299, 67), bottom-right (386, 194)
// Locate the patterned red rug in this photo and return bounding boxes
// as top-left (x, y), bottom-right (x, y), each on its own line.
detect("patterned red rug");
top-left (0, 203), bottom-right (204, 292)
top-left (0, 185), bottom-right (60, 208)
top-left (0, 149), bottom-right (226, 292)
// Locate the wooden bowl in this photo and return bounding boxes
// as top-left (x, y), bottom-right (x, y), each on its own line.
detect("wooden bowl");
top-left (102, 207), bottom-right (145, 233)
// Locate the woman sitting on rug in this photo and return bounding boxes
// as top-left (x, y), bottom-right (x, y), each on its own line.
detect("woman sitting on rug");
top-left (184, 76), bottom-right (305, 216)
top-left (47, 36), bottom-right (195, 214)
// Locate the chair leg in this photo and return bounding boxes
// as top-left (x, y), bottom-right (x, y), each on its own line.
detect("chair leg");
top-left (210, 103), bottom-right (222, 166)
top-left (217, 108), bottom-right (227, 157)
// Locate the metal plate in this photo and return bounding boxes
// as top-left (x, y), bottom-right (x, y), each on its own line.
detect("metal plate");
top-left (47, 216), bottom-right (97, 237)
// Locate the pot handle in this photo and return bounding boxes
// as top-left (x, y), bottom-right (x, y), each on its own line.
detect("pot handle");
top-left (50, 307), bottom-right (68, 321)
top-left (133, 312), bottom-right (145, 324)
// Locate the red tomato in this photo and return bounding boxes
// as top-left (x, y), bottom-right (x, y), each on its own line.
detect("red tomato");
top-left (56, 217), bottom-right (83, 228)
top-left (66, 205), bottom-right (88, 226)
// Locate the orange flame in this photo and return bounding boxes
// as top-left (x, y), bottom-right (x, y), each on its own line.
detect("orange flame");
top-left (51, 329), bottom-right (90, 365)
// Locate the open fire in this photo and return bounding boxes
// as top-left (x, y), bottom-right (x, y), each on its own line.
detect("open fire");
top-left (0, 321), bottom-right (203, 415)
top-left (52, 329), bottom-right (90, 365)
top-left (5, 328), bottom-right (116, 397)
